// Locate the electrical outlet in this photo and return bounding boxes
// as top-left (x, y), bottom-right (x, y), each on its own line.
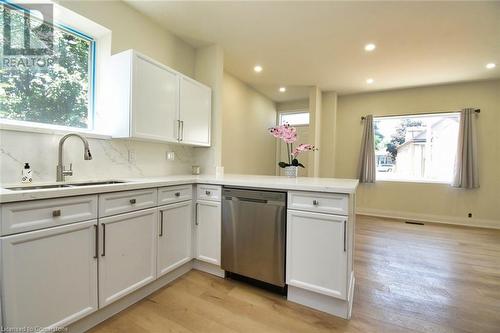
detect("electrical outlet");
top-left (128, 150), bottom-right (136, 163)
top-left (166, 151), bottom-right (175, 161)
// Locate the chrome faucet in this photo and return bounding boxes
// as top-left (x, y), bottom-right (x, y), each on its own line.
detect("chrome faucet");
top-left (56, 133), bottom-right (92, 182)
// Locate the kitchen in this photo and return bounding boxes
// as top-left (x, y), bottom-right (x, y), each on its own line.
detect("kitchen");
top-left (0, 1), bottom-right (499, 332)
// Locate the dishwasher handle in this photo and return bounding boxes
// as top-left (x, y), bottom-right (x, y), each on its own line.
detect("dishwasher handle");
top-left (238, 197), bottom-right (268, 204)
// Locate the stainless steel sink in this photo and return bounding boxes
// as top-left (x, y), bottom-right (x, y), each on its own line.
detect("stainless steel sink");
top-left (68, 181), bottom-right (126, 186)
top-left (4, 180), bottom-right (127, 191)
top-left (5, 184), bottom-right (73, 191)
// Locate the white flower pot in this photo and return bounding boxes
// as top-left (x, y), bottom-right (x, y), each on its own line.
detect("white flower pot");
top-left (284, 166), bottom-right (298, 177)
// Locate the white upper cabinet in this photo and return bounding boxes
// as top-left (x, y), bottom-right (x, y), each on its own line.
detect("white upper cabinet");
top-left (108, 50), bottom-right (211, 147)
top-left (132, 55), bottom-right (179, 142)
top-left (179, 76), bottom-right (211, 146)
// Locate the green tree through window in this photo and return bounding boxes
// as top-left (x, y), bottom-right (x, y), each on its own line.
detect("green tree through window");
top-left (0, 4), bottom-right (93, 129)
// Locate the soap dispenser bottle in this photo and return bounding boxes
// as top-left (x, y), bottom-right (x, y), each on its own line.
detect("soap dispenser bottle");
top-left (22, 162), bottom-right (32, 183)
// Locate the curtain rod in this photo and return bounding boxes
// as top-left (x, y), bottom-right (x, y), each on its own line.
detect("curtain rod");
top-left (360, 109), bottom-right (480, 121)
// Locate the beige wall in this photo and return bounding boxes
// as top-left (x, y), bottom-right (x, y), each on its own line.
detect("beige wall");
top-left (334, 79), bottom-right (500, 228)
top-left (222, 72), bottom-right (277, 175)
top-left (59, 0), bottom-right (195, 76)
top-left (276, 99), bottom-right (309, 112)
top-left (319, 91), bottom-right (338, 178)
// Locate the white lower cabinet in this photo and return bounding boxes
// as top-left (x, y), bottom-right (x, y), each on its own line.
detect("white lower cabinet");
top-left (286, 209), bottom-right (348, 300)
top-left (195, 200), bottom-right (221, 265)
top-left (0, 220), bottom-right (98, 329)
top-left (157, 201), bottom-right (192, 277)
top-left (98, 208), bottom-right (157, 307)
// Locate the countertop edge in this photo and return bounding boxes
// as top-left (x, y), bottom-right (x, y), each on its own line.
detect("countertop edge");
top-left (0, 176), bottom-right (359, 203)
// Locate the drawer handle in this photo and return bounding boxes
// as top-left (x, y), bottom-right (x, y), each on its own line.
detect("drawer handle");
top-left (175, 192), bottom-right (181, 197)
top-left (52, 209), bottom-right (61, 217)
top-left (205, 190), bottom-right (211, 195)
top-left (312, 200), bottom-right (319, 206)
top-left (129, 198), bottom-right (137, 204)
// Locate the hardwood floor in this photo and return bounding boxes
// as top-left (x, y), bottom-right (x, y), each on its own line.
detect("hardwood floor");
top-left (89, 216), bottom-right (500, 333)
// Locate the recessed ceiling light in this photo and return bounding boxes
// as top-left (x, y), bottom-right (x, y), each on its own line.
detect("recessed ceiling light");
top-left (486, 63), bottom-right (496, 69)
top-left (364, 43), bottom-right (376, 52)
top-left (366, 78), bottom-right (374, 84)
top-left (279, 87), bottom-right (286, 92)
top-left (254, 65), bottom-right (263, 73)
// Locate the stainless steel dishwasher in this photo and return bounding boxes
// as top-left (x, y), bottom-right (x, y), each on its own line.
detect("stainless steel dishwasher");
top-left (221, 187), bottom-right (286, 288)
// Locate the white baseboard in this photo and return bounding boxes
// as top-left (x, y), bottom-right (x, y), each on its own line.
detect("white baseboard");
top-left (193, 259), bottom-right (225, 277)
top-left (357, 207), bottom-right (500, 229)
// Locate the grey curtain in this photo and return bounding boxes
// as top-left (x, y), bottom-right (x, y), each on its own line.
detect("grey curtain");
top-left (358, 115), bottom-right (376, 183)
top-left (453, 108), bottom-right (479, 188)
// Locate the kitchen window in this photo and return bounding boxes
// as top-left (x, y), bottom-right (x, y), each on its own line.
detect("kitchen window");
top-left (374, 113), bottom-right (460, 183)
top-left (279, 111), bottom-right (309, 126)
top-left (0, 2), bottom-right (95, 131)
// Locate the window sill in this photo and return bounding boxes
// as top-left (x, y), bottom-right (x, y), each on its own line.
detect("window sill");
top-left (375, 177), bottom-right (452, 185)
top-left (0, 121), bottom-right (112, 140)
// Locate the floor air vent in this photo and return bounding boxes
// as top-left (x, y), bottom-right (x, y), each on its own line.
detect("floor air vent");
top-left (405, 221), bottom-right (425, 225)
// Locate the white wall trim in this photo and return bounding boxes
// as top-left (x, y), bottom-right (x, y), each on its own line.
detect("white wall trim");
top-left (357, 207), bottom-right (500, 230)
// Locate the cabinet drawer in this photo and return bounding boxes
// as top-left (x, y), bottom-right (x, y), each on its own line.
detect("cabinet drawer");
top-left (99, 188), bottom-right (157, 217)
top-left (158, 185), bottom-right (192, 205)
top-left (1, 195), bottom-right (97, 236)
top-left (197, 185), bottom-right (221, 202)
top-left (288, 191), bottom-right (348, 215)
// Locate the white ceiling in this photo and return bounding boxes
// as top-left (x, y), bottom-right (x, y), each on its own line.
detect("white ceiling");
top-left (126, 1), bottom-right (500, 102)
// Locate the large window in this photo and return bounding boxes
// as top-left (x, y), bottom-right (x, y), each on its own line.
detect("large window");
top-left (374, 113), bottom-right (460, 182)
top-left (0, 3), bottom-right (95, 130)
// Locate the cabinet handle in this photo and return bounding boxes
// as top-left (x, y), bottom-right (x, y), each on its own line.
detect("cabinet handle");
top-left (180, 120), bottom-right (184, 141)
top-left (52, 209), bottom-right (61, 217)
top-left (195, 203), bottom-right (199, 225)
top-left (343, 220), bottom-right (347, 252)
top-left (93, 224), bottom-right (98, 259)
top-left (176, 119), bottom-right (181, 141)
top-left (101, 224), bottom-right (106, 257)
top-left (312, 200), bottom-right (319, 206)
top-left (159, 211), bottom-right (164, 237)
top-left (205, 190), bottom-right (211, 196)
top-left (175, 192), bottom-right (181, 197)
top-left (129, 198), bottom-right (136, 204)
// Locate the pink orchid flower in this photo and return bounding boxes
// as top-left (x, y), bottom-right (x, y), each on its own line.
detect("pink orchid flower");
top-left (292, 144), bottom-right (317, 158)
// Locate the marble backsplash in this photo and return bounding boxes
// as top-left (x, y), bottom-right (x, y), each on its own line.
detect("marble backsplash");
top-left (0, 129), bottom-right (198, 185)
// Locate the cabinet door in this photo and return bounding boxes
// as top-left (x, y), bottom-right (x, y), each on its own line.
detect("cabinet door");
top-left (157, 201), bottom-right (192, 277)
top-left (286, 210), bottom-right (348, 300)
top-left (179, 76), bottom-right (211, 146)
top-left (195, 201), bottom-right (221, 265)
top-left (132, 54), bottom-right (179, 142)
top-left (1, 220), bottom-right (98, 329)
top-left (99, 208), bottom-right (157, 307)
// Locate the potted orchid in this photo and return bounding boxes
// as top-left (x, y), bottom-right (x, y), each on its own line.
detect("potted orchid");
top-left (269, 123), bottom-right (318, 177)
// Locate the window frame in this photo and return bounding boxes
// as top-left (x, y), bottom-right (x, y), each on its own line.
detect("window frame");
top-left (278, 110), bottom-right (310, 126)
top-left (0, 1), bottom-right (105, 138)
top-left (373, 112), bottom-right (460, 185)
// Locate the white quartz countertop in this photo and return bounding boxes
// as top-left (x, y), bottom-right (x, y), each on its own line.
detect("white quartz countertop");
top-left (0, 174), bottom-right (359, 203)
